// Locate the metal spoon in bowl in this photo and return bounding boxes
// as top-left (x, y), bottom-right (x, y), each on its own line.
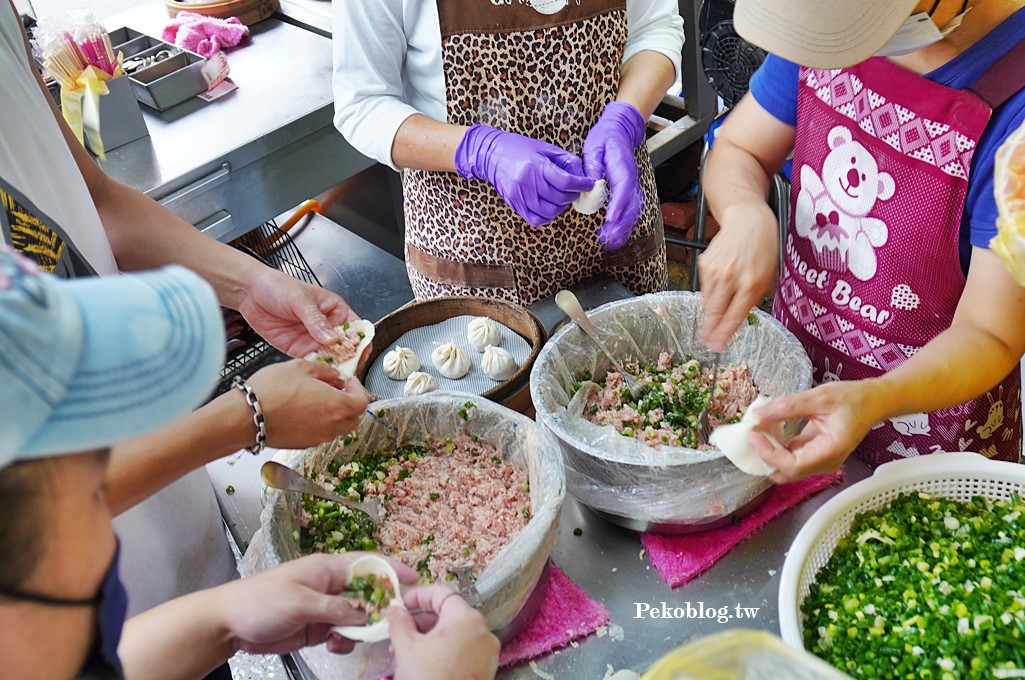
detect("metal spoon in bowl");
top-left (555, 289), bottom-right (646, 398)
top-left (260, 461), bottom-right (385, 524)
top-left (697, 351), bottom-right (721, 446)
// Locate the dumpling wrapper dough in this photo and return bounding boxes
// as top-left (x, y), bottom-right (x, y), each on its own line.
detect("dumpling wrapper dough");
top-left (303, 319), bottom-right (375, 380)
top-left (332, 555), bottom-right (405, 643)
top-left (432, 342), bottom-right (471, 379)
top-left (572, 178), bottom-right (607, 215)
top-left (482, 344), bottom-right (518, 381)
top-left (709, 394), bottom-right (781, 477)
top-left (466, 316), bottom-right (503, 352)
top-left (403, 371), bottom-right (438, 396)
top-left (382, 346), bottom-right (420, 380)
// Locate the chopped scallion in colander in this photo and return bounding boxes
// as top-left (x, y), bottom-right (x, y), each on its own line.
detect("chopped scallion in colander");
top-left (803, 492), bottom-right (1025, 679)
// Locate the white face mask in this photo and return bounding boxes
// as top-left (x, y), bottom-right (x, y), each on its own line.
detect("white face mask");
top-left (875, 6), bottom-right (971, 57)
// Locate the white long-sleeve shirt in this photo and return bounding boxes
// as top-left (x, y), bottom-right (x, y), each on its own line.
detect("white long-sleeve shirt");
top-left (333, 0), bottom-right (684, 170)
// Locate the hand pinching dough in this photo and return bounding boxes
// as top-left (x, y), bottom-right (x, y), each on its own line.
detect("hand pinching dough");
top-left (572, 178), bottom-right (608, 215)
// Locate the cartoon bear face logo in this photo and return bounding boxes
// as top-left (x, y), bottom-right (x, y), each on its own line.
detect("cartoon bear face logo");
top-left (822, 126), bottom-right (895, 217)
top-left (795, 126), bottom-right (897, 281)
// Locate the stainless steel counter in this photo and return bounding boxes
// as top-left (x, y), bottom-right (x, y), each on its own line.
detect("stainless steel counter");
top-left (99, 3), bottom-right (374, 241)
top-left (205, 212), bottom-right (873, 679)
top-left (276, 0), bottom-right (717, 168)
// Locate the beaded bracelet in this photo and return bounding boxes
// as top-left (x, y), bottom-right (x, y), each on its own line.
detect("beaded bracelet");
top-left (231, 376), bottom-right (267, 455)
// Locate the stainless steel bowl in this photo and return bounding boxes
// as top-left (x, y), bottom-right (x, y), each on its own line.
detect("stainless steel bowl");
top-left (530, 291), bottom-right (812, 533)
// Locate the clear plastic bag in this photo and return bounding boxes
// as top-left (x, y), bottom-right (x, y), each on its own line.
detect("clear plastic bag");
top-left (531, 292), bottom-right (813, 527)
top-left (641, 630), bottom-right (852, 680)
top-left (240, 391), bottom-right (565, 680)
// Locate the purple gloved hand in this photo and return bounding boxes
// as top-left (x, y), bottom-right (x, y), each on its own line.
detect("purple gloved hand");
top-left (455, 124), bottom-right (594, 227)
top-left (582, 101), bottom-right (647, 250)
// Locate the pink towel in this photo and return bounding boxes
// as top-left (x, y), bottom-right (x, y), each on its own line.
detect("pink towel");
top-left (498, 564), bottom-right (610, 667)
top-left (641, 471), bottom-right (845, 588)
top-left (162, 11), bottom-right (249, 59)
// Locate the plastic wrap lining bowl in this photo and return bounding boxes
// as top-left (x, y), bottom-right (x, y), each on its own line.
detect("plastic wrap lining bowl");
top-left (529, 291), bottom-right (812, 533)
top-left (243, 392), bottom-right (564, 677)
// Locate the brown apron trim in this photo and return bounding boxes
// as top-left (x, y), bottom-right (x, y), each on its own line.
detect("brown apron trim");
top-left (406, 242), bottom-right (517, 289)
top-left (408, 224), bottom-right (662, 291)
top-left (438, 0), bottom-right (625, 38)
top-left (603, 222), bottom-right (664, 269)
top-left (965, 38), bottom-right (1025, 109)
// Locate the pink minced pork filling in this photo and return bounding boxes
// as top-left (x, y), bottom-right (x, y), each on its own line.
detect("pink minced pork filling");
top-left (583, 352), bottom-right (759, 449)
top-left (309, 435), bottom-right (530, 582)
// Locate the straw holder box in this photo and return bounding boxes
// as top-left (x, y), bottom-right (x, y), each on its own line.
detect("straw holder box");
top-left (83, 73), bottom-right (149, 154)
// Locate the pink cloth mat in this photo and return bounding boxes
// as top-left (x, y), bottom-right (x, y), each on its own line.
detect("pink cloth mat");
top-left (162, 11), bottom-right (250, 59)
top-left (498, 564), bottom-right (610, 667)
top-left (641, 471), bottom-right (845, 588)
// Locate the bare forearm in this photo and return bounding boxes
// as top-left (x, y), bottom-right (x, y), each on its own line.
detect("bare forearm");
top-left (120, 589), bottom-right (233, 680)
top-left (702, 137), bottom-right (775, 228)
top-left (616, 50), bottom-right (676, 118)
top-left (87, 176), bottom-right (264, 309)
top-left (865, 323), bottom-right (1023, 423)
top-left (43, 67), bottom-right (264, 309)
top-left (701, 95), bottom-right (796, 236)
top-left (863, 249), bottom-right (1025, 422)
top-left (391, 114), bottom-right (469, 172)
top-left (106, 391), bottom-right (252, 515)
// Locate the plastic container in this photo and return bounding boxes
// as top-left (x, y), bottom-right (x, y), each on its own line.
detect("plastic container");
top-left (779, 451), bottom-right (1025, 648)
top-left (641, 629), bottom-right (851, 679)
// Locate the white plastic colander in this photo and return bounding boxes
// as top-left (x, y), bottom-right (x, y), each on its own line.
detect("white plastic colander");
top-left (778, 451), bottom-right (1025, 648)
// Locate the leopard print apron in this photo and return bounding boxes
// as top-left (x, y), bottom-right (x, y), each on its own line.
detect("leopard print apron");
top-left (403, 0), bottom-right (667, 305)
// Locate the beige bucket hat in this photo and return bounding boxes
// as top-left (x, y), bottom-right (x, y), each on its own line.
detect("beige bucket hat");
top-left (734, 0), bottom-right (919, 69)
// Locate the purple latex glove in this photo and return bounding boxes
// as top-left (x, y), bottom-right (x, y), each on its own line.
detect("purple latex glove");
top-left (582, 101), bottom-right (646, 250)
top-left (455, 124), bottom-right (594, 227)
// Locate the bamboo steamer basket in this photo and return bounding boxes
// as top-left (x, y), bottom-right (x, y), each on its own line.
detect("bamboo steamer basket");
top-left (164, 0), bottom-right (279, 26)
top-left (357, 296), bottom-right (547, 415)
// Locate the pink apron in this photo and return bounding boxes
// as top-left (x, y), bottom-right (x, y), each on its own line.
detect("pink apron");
top-left (774, 53), bottom-right (1025, 465)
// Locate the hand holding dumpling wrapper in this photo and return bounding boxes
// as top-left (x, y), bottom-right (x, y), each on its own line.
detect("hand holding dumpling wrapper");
top-left (709, 394), bottom-right (782, 477)
top-left (989, 119), bottom-right (1025, 285)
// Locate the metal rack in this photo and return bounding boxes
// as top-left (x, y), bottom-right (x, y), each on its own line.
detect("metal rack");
top-left (645, 0), bottom-right (718, 166)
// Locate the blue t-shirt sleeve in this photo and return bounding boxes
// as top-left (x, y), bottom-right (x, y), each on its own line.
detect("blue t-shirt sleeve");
top-left (967, 104), bottom-right (1025, 251)
top-left (748, 54), bottom-right (800, 126)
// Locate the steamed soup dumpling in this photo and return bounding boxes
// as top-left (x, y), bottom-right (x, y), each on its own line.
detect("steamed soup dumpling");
top-left (467, 316), bottom-right (502, 352)
top-left (482, 344), bottom-right (518, 381)
top-left (382, 346), bottom-right (420, 380)
top-left (432, 342), bottom-right (471, 379)
top-left (404, 371), bottom-right (438, 396)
